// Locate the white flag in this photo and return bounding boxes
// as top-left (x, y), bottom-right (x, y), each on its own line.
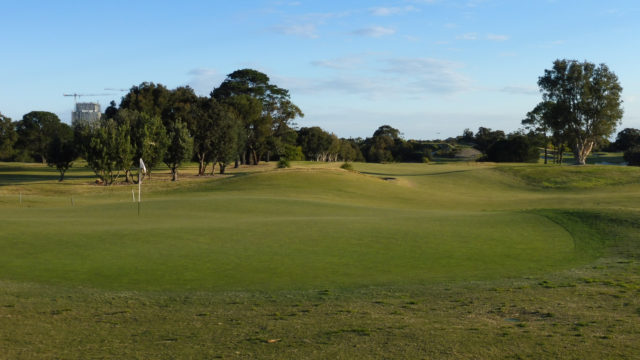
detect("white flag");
top-left (139, 158), bottom-right (147, 174)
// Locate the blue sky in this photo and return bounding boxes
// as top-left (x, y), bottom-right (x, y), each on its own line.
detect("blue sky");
top-left (1, 0), bottom-right (638, 139)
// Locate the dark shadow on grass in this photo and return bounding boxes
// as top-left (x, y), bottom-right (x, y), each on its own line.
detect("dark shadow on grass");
top-left (0, 166), bottom-right (96, 185)
top-left (359, 169), bottom-right (472, 177)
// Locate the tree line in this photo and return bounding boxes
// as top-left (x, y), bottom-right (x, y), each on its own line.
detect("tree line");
top-left (0, 59), bottom-right (634, 181)
top-left (0, 69), bottom-right (440, 183)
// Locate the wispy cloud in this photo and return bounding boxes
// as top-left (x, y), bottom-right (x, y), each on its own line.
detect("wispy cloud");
top-left (370, 6), bottom-right (418, 16)
top-left (288, 56), bottom-right (473, 100)
top-left (352, 26), bottom-right (396, 37)
top-left (457, 33), bottom-right (509, 41)
top-left (457, 32), bottom-right (477, 40)
top-left (272, 23), bottom-right (318, 38)
top-left (187, 68), bottom-right (224, 95)
top-left (487, 33), bottom-right (509, 41)
top-left (383, 58), bottom-right (472, 94)
top-left (311, 55), bottom-right (364, 70)
top-left (499, 85), bottom-right (538, 95)
top-left (271, 10), bottom-right (353, 38)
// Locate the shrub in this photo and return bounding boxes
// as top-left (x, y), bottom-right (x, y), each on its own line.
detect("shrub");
top-left (277, 158), bottom-right (290, 168)
top-left (340, 162), bottom-right (354, 171)
top-left (485, 136), bottom-right (539, 163)
top-left (623, 146), bottom-right (640, 166)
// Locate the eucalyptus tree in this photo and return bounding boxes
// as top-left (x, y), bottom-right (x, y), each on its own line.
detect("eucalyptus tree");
top-left (536, 59), bottom-right (623, 165)
top-left (15, 111), bottom-right (63, 163)
top-left (46, 123), bottom-right (76, 181)
top-left (212, 69), bottom-right (303, 165)
top-left (164, 119), bottom-right (193, 181)
top-left (0, 112), bottom-right (17, 160)
top-left (86, 119), bottom-right (132, 185)
top-left (117, 109), bottom-right (168, 181)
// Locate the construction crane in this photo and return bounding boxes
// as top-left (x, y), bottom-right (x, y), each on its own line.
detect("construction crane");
top-left (104, 87), bottom-right (127, 92)
top-left (63, 93), bottom-right (114, 104)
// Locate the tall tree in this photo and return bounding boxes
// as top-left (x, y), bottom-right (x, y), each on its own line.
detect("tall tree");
top-left (212, 69), bottom-right (303, 165)
top-left (297, 127), bottom-right (333, 161)
top-left (473, 127), bottom-right (505, 155)
top-left (190, 98), bottom-right (220, 175)
top-left (86, 119), bottom-right (132, 185)
top-left (363, 125), bottom-right (403, 163)
top-left (119, 82), bottom-right (172, 119)
top-left (46, 123), bottom-right (76, 181)
top-left (522, 102), bottom-right (555, 164)
top-left (117, 109), bottom-right (168, 181)
top-left (0, 113), bottom-right (17, 161)
top-left (15, 111), bottom-right (62, 163)
top-left (164, 119), bottom-right (193, 181)
top-left (613, 128), bottom-right (640, 152)
top-left (537, 59), bottom-right (623, 165)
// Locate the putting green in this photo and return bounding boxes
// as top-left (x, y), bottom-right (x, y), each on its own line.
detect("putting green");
top-left (0, 166), bottom-right (586, 291)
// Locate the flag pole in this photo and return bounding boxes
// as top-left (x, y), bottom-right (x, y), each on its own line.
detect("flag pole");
top-left (138, 158), bottom-right (147, 216)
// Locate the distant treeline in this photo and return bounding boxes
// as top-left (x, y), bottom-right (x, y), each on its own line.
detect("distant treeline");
top-left (1, 62), bottom-right (638, 183)
top-left (0, 69), bottom-right (452, 183)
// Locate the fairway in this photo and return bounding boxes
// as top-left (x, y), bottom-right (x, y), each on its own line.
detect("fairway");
top-left (1, 161), bottom-right (640, 359)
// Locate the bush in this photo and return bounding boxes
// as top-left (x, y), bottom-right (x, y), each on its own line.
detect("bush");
top-left (340, 162), bottom-right (354, 171)
top-left (623, 146), bottom-right (640, 166)
top-left (277, 158), bottom-right (290, 168)
top-left (485, 136), bottom-right (539, 163)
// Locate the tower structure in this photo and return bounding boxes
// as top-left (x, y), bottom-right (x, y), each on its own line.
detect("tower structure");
top-left (71, 102), bottom-right (101, 127)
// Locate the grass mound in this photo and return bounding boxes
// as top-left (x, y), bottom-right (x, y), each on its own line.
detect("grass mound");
top-left (497, 164), bottom-right (640, 189)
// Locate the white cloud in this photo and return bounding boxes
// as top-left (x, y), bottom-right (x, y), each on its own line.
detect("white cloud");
top-left (272, 23), bottom-right (318, 38)
top-left (370, 6), bottom-right (418, 16)
top-left (352, 26), bottom-right (396, 37)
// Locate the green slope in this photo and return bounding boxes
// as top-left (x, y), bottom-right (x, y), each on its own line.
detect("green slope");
top-left (0, 164), bottom-right (615, 291)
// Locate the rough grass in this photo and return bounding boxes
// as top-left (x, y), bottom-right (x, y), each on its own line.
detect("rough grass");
top-left (1, 161), bottom-right (640, 358)
top-left (496, 164), bottom-right (640, 189)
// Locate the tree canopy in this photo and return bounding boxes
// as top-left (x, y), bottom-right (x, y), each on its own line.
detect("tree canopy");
top-left (535, 59), bottom-right (623, 165)
top-left (15, 111), bottom-right (63, 163)
top-left (0, 113), bottom-right (17, 161)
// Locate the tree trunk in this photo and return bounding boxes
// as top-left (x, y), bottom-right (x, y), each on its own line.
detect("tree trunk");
top-left (234, 156), bottom-right (239, 168)
top-left (197, 152), bottom-right (208, 175)
top-left (251, 149), bottom-right (259, 165)
top-left (210, 162), bottom-right (216, 175)
top-left (544, 138), bottom-right (548, 165)
top-left (172, 167), bottom-right (178, 181)
top-left (219, 163), bottom-right (226, 174)
top-left (573, 140), bottom-right (594, 165)
top-left (266, 151), bottom-right (270, 162)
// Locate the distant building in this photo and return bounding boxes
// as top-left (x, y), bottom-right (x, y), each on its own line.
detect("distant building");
top-left (72, 102), bottom-right (101, 127)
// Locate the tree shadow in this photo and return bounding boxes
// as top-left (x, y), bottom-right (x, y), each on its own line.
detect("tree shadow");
top-left (359, 169), bottom-right (472, 177)
top-left (0, 166), bottom-right (96, 185)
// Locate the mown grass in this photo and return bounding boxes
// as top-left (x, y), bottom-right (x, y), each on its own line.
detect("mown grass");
top-left (1, 161), bottom-right (640, 358)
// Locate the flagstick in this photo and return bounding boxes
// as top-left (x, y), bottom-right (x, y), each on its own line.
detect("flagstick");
top-left (138, 167), bottom-right (141, 216)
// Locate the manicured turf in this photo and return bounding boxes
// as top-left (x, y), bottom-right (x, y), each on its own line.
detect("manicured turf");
top-left (1, 161), bottom-right (639, 358)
